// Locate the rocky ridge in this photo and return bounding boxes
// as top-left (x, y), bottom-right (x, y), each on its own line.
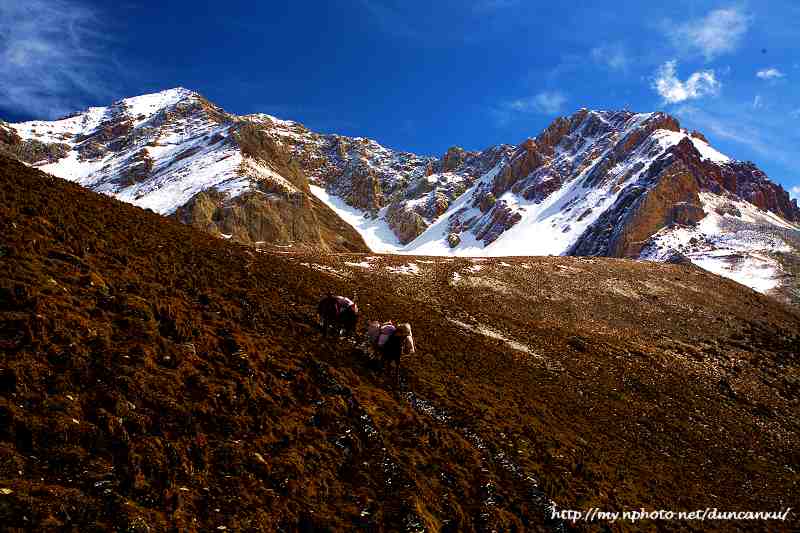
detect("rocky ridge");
top-left (4, 89), bottom-right (800, 298)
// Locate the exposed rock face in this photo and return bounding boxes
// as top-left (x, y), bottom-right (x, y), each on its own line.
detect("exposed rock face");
top-left (715, 162), bottom-right (799, 222)
top-left (429, 191), bottom-right (450, 218)
top-left (473, 201), bottom-right (523, 245)
top-left (175, 187), bottom-right (366, 252)
top-left (441, 146), bottom-right (468, 172)
top-left (230, 122), bottom-right (309, 193)
top-left (385, 203), bottom-right (428, 244)
top-left (117, 149), bottom-right (154, 187)
top-left (492, 139), bottom-right (543, 196)
top-left (570, 142), bottom-right (706, 257)
top-left (0, 121), bottom-right (69, 164)
top-left (348, 163), bottom-right (383, 211)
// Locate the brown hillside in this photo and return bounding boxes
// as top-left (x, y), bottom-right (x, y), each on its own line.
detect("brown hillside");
top-left (0, 155), bottom-right (798, 532)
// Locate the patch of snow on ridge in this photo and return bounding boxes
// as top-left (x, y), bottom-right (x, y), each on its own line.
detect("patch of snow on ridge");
top-left (121, 88), bottom-right (195, 124)
top-left (690, 136), bottom-right (730, 163)
top-left (692, 253), bottom-right (781, 294)
top-left (640, 192), bottom-right (799, 293)
top-left (35, 150), bottom-right (105, 184)
top-left (651, 129), bottom-right (730, 164)
top-left (308, 184), bottom-right (402, 252)
top-left (11, 106), bottom-right (108, 144)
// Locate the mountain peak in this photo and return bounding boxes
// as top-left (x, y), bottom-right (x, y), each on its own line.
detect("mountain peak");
top-left (114, 87), bottom-right (200, 116)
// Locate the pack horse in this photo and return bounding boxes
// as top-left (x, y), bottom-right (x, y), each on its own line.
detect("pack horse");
top-left (317, 294), bottom-right (359, 338)
top-left (368, 321), bottom-right (415, 384)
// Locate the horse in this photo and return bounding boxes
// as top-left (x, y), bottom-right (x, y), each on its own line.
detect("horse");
top-left (317, 294), bottom-right (359, 338)
top-left (368, 322), bottom-right (415, 386)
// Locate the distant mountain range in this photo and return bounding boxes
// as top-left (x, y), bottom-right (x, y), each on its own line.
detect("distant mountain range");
top-left (2, 88), bottom-right (798, 301)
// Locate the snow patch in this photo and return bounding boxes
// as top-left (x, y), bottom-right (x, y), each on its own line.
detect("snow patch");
top-left (385, 263), bottom-right (420, 275)
top-left (640, 191), bottom-right (798, 293)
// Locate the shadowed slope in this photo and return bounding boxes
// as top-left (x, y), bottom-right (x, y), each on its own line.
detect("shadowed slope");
top-left (1, 156), bottom-right (798, 531)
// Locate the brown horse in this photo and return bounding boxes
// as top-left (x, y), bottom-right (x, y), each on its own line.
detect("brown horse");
top-left (317, 294), bottom-right (359, 338)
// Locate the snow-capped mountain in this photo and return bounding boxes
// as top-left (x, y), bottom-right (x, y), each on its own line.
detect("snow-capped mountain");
top-left (0, 88), bottom-right (367, 252)
top-left (2, 88), bottom-right (798, 300)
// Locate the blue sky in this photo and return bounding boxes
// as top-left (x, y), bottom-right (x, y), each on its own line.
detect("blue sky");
top-left (1, 0), bottom-right (798, 198)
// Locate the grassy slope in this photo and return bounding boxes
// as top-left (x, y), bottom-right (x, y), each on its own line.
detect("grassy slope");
top-left (1, 155), bottom-right (798, 531)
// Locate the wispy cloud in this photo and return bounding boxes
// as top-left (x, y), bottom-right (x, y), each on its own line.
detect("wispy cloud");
top-left (752, 94), bottom-right (763, 109)
top-left (756, 67), bottom-right (785, 80)
top-left (674, 105), bottom-right (799, 171)
top-left (590, 42), bottom-right (629, 72)
top-left (667, 7), bottom-right (750, 61)
top-left (0, 0), bottom-right (117, 119)
top-left (510, 91), bottom-right (567, 114)
top-left (652, 61), bottom-right (720, 104)
top-left (491, 91), bottom-right (567, 126)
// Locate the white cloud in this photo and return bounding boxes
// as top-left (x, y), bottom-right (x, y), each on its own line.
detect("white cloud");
top-left (0, 0), bottom-right (117, 118)
top-left (590, 42), bottom-right (629, 72)
top-left (669, 7), bottom-right (750, 60)
top-left (789, 186), bottom-right (800, 201)
top-left (509, 91), bottom-right (567, 115)
top-left (753, 95), bottom-right (762, 109)
top-left (756, 67), bottom-right (785, 80)
top-left (652, 61), bottom-right (720, 104)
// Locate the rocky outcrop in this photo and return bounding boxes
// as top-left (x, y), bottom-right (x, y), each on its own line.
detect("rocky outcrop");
top-left (230, 122), bottom-right (308, 193)
top-left (385, 203), bottom-right (427, 244)
top-left (473, 202), bottom-right (523, 244)
top-left (441, 146), bottom-right (467, 172)
top-left (76, 118), bottom-right (135, 160)
top-left (175, 187), bottom-right (367, 252)
top-left (516, 171), bottom-right (562, 203)
top-left (117, 149), bottom-right (154, 186)
top-left (570, 138), bottom-right (708, 257)
top-left (348, 163), bottom-right (383, 212)
top-left (715, 162), bottom-right (799, 222)
top-left (0, 122), bottom-right (69, 164)
top-left (447, 232), bottom-right (461, 248)
top-left (428, 191), bottom-right (450, 218)
top-left (492, 139), bottom-right (544, 196)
